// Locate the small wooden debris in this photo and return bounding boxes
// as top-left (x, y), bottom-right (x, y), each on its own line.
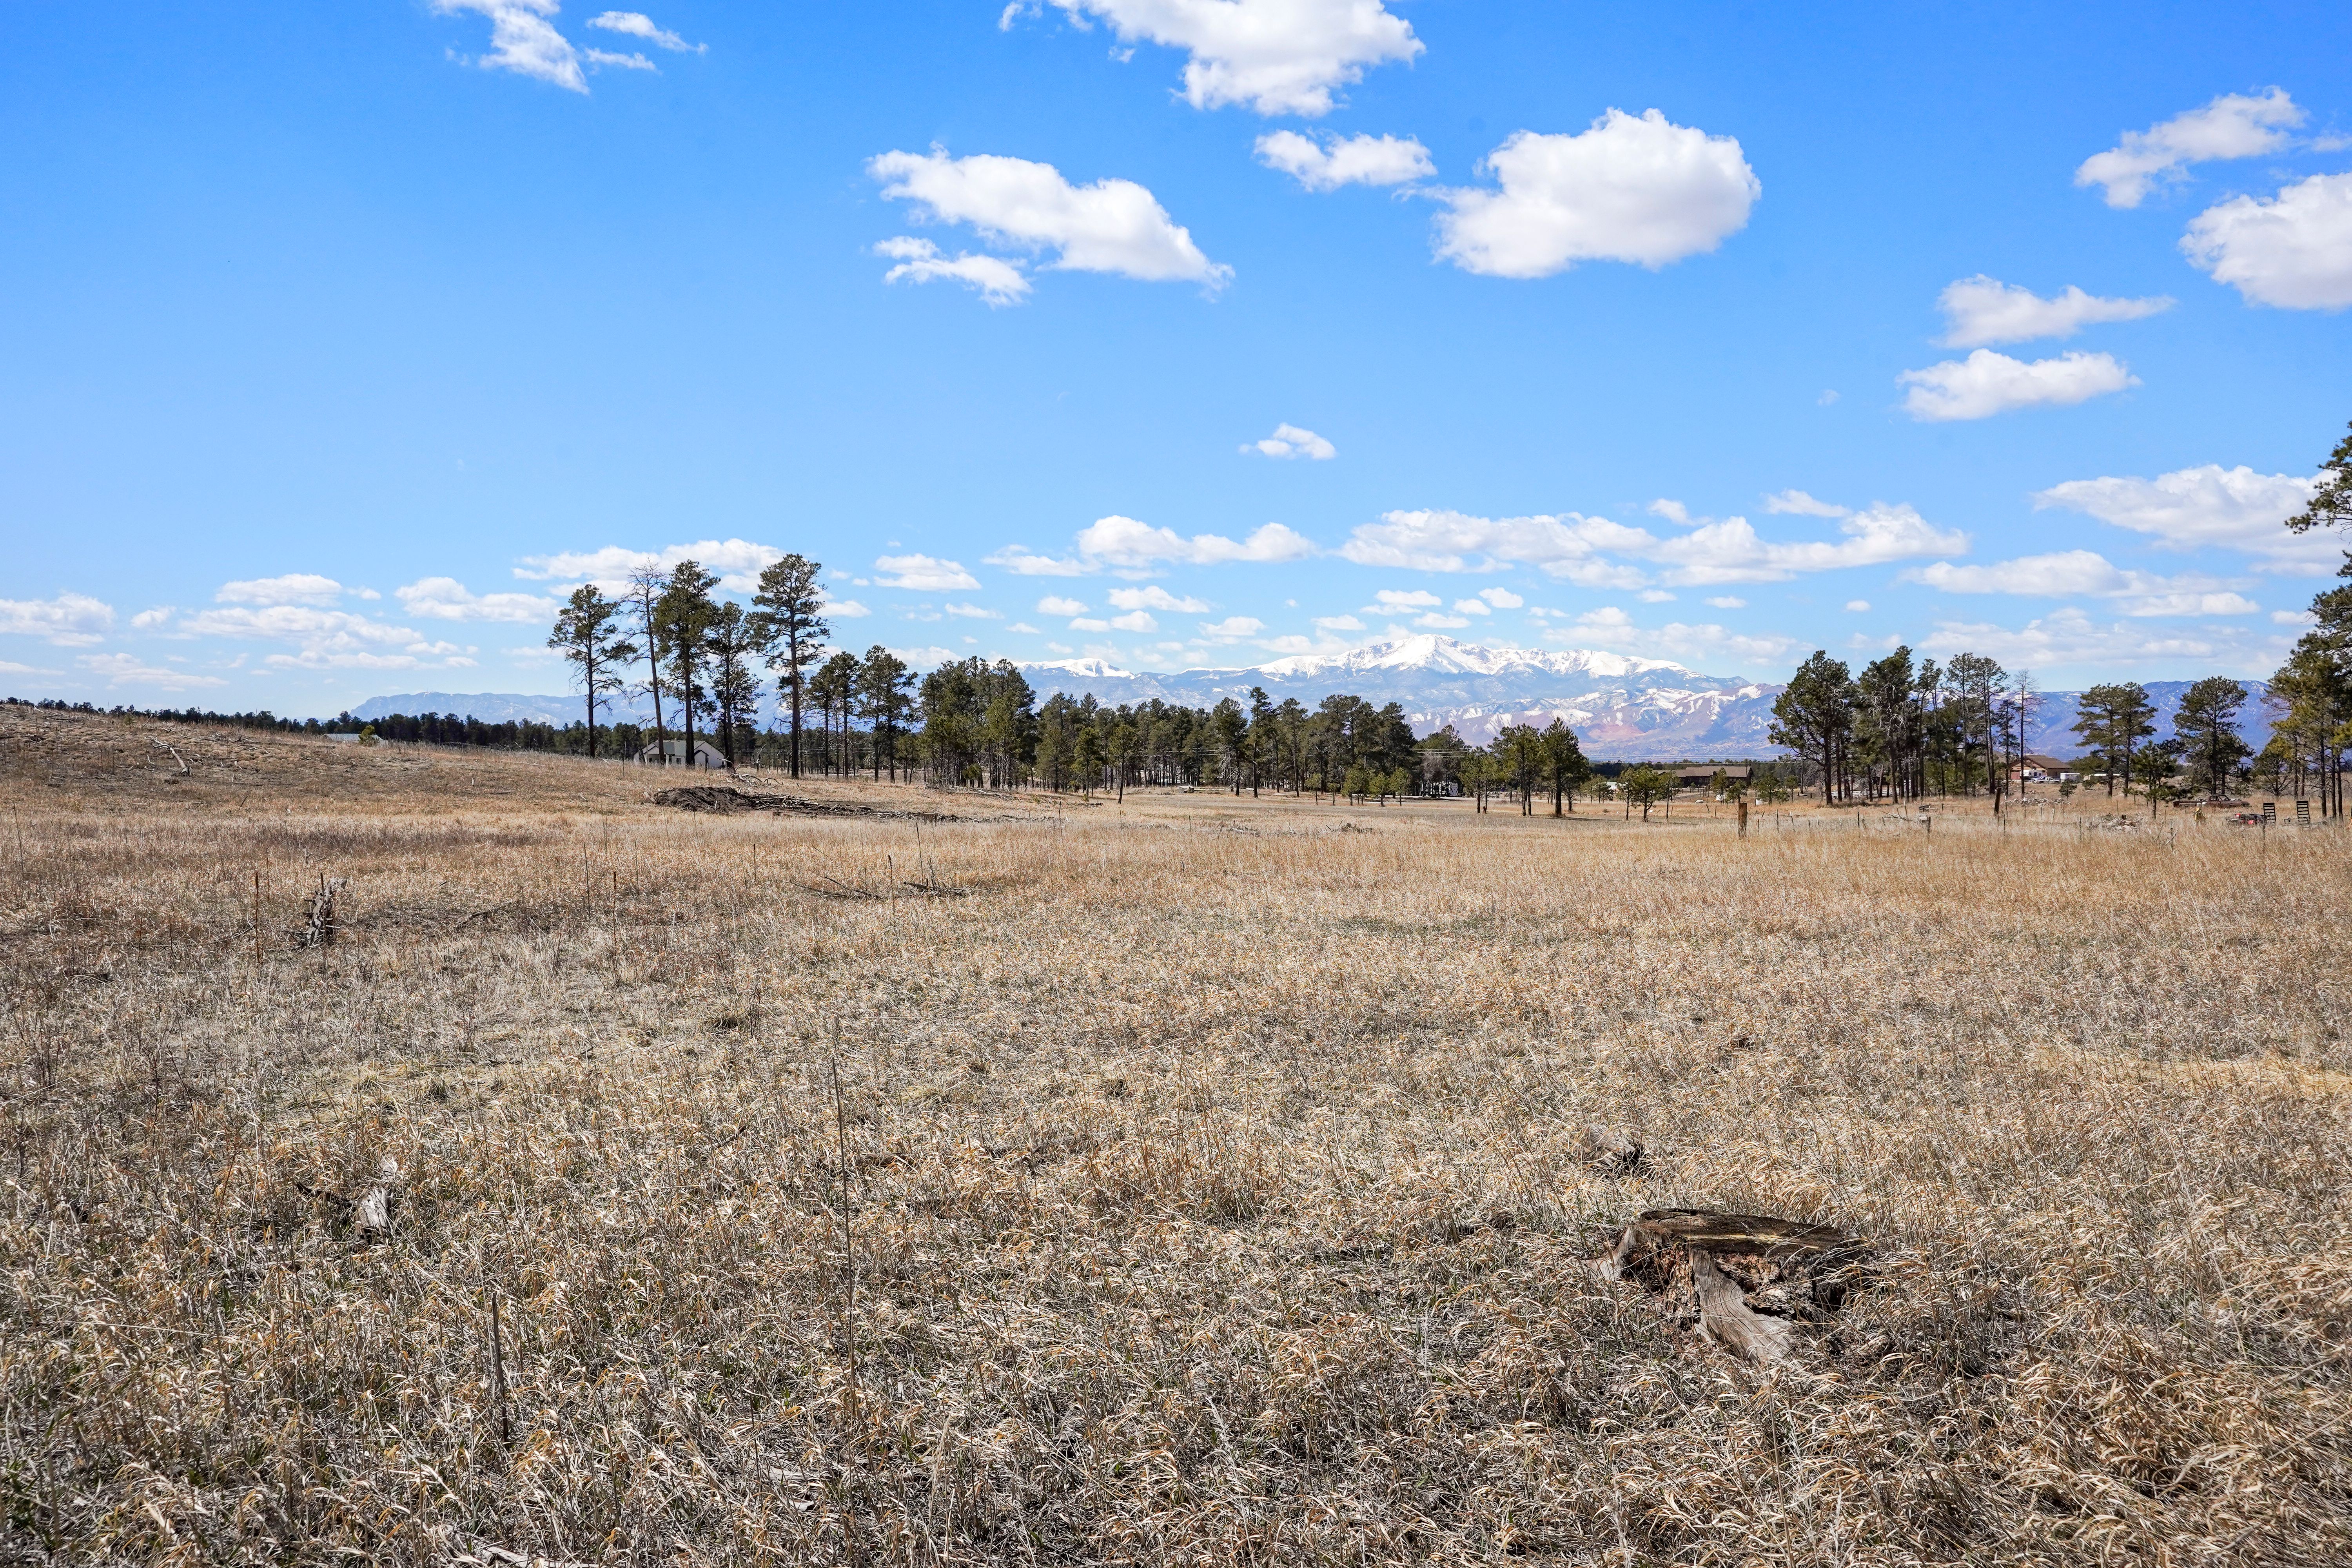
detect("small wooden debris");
top-left (1580, 1123), bottom-right (1648, 1176)
top-left (299, 875), bottom-right (348, 948)
top-left (355, 1156), bottom-right (399, 1235)
top-left (1596, 1208), bottom-right (1869, 1365)
top-left (1691, 1248), bottom-right (1796, 1363)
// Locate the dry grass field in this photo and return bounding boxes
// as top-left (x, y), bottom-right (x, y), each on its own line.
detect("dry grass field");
top-left (3, 704), bottom-right (2349, 1566)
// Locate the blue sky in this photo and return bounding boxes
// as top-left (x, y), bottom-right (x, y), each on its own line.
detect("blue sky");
top-left (4, 1), bottom-right (2348, 711)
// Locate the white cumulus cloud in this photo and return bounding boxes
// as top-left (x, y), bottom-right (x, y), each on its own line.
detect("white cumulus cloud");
top-left (395, 578), bottom-right (563, 623)
top-left (1539, 610), bottom-right (1802, 668)
top-left (873, 554), bottom-right (981, 592)
top-left (0, 592), bottom-right (115, 646)
top-left (1906, 552), bottom-right (2262, 618)
top-left (1342, 501), bottom-right (1964, 586)
top-left (216, 573), bottom-right (345, 607)
top-left (1935, 275), bottom-right (2172, 346)
top-left (1198, 615), bottom-right (1265, 640)
top-left (874, 238), bottom-right (1033, 306)
top-left (1036, 595), bottom-right (1090, 615)
top-left (2181, 172), bottom-right (2352, 310)
top-left (1921, 606), bottom-right (2279, 671)
top-left (1107, 585), bottom-right (1210, 612)
top-left (869, 147), bottom-right (1229, 289)
top-left (1037, 0), bottom-right (1421, 117)
top-left (1242, 422), bottom-right (1336, 459)
top-left (514, 538), bottom-right (783, 592)
top-left (1109, 610), bottom-right (1158, 632)
top-left (77, 653), bottom-right (227, 691)
top-left (172, 604), bottom-right (472, 671)
top-left (991, 516), bottom-right (1315, 577)
top-left (2075, 89), bottom-right (2303, 209)
top-left (1897, 349), bottom-right (2137, 421)
top-left (1762, 489), bottom-right (1848, 518)
top-left (1254, 130), bottom-right (1432, 191)
top-left (2033, 463), bottom-right (2331, 572)
top-left (586, 11), bottom-right (702, 51)
top-left (1367, 588), bottom-right (1441, 609)
top-left (433, 0), bottom-right (588, 91)
top-left (1432, 110), bottom-right (1760, 279)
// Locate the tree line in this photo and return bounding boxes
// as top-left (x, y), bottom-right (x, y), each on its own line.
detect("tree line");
top-left (1765, 416), bottom-right (2350, 815)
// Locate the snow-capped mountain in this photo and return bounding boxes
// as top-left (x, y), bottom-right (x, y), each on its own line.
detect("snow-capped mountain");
top-left (1022, 635), bottom-right (1787, 759)
top-left (351, 642), bottom-right (2276, 763)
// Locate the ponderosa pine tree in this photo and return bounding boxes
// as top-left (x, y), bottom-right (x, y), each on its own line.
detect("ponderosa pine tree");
top-left (752, 554), bottom-right (828, 780)
top-left (1619, 764), bottom-right (1673, 820)
top-left (655, 561), bottom-right (720, 768)
top-left (1771, 651), bottom-right (1854, 805)
top-left (1542, 718), bottom-right (1590, 815)
top-left (2174, 677), bottom-right (2251, 799)
top-left (626, 566), bottom-right (670, 760)
top-left (2072, 682), bottom-right (2156, 796)
top-left (546, 583), bottom-right (635, 759)
top-left (856, 646), bottom-right (915, 781)
top-left (1946, 652), bottom-right (2007, 799)
top-left (2285, 417), bottom-right (2352, 575)
top-left (809, 650), bottom-right (859, 776)
top-left (2266, 585), bottom-right (2352, 816)
top-left (702, 600), bottom-right (761, 772)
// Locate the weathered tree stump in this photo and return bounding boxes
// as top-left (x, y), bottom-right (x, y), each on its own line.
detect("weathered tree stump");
top-left (1597, 1209), bottom-right (1869, 1364)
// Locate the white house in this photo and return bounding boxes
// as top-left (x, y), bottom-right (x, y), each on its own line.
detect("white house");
top-left (636, 739), bottom-right (728, 769)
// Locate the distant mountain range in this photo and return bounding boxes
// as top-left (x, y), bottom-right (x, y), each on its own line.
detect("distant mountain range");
top-left (348, 691), bottom-right (652, 726)
top-left (353, 637), bottom-right (2276, 763)
top-left (1020, 636), bottom-right (1783, 759)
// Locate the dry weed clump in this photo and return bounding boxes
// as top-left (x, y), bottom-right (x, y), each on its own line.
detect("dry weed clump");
top-left (3, 705), bottom-right (2351, 1564)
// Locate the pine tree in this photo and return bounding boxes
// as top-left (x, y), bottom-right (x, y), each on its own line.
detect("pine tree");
top-left (752, 554), bottom-right (829, 780)
top-left (856, 647), bottom-right (915, 781)
top-left (2174, 676), bottom-right (2251, 800)
top-left (1541, 719), bottom-right (1591, 815)
top-left (1945, 653), bottom-right (2008, 799)
top-left (625, 566), bottom-right (671, 759)
top-left (656, 562), bottom-right (720, 768)
top-left (546, 584), bottom-right (635, 759)
top-left (2266, 585), bottom-right (2352, 817)
top-left (809, 651), bottom-right (860, 775)
top-left (1619, 764), bottom-right (1673, 820)
top-left (2285, 417), bottom-right (2352, 576)
top-left (702, 601), bottom-right (761, 772)
top-left (1770, 651), bottom-right (1854, 805)
top-left (2072, 682), bottom-right (2154, 796)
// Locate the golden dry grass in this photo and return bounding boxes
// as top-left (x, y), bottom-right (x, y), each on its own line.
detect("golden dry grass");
top-left (3, 705), bottom-right (2348, 1565)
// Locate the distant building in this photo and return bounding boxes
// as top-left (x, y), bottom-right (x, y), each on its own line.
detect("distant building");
top-left (637, 739), bottom-right (728, 769)
top-left (1676, 765), bottom-right (1754, 788)
top-left (2013, 753), bottom-right (2074, 784)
